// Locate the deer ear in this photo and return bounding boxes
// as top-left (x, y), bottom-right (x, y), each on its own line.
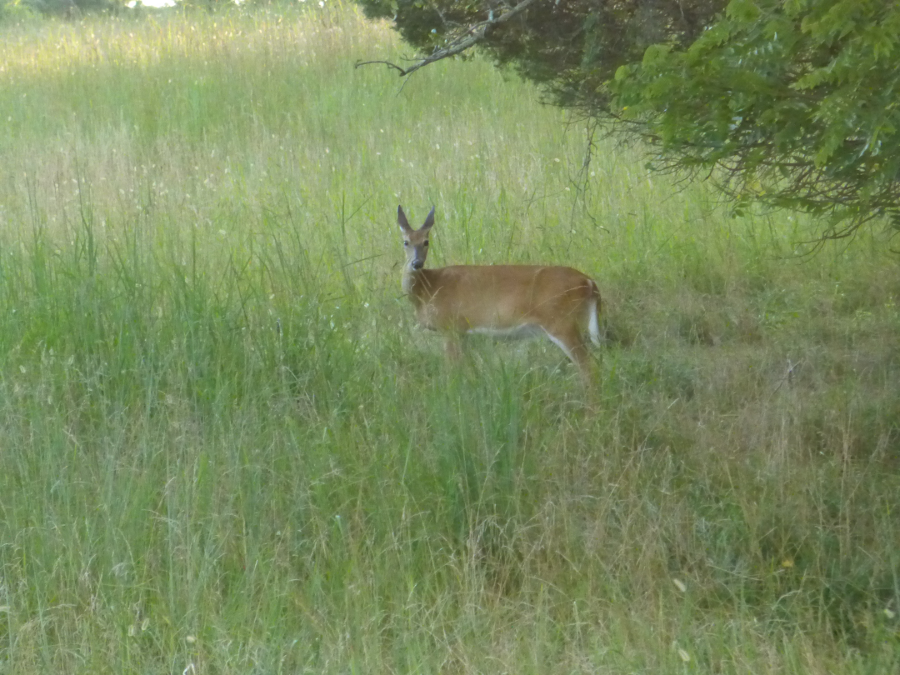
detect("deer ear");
top-left (398, 205), bottom-right (412, 232)
top-left (421, 206), bottom-right (435, 231)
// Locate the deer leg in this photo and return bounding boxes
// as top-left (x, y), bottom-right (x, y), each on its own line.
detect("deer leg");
top-left (444, 333), bottom-right (465, 361)
top-left (544, 327), bottom-right (593, 382)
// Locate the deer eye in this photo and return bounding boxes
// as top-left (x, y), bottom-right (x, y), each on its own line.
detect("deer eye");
top-left (424, 240), bottom-right (429, 247)
top-left (403, 241), bottom-right (409, 247)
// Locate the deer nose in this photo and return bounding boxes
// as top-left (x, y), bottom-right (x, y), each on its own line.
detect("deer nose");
top-left (411, 260), bottom-right (424, 270)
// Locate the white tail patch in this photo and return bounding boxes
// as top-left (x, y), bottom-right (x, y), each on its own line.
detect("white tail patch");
top-left (587, 285), bottom-right (601, 347)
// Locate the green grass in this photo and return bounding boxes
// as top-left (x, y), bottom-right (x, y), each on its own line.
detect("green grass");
top-left (0, 4), bottom-right (899, 673)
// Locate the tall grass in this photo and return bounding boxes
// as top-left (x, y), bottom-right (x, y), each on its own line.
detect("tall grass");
top-left (0, 4), bottom-right (898, 673)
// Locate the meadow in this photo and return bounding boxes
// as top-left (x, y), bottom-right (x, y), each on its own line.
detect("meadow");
top-left (0, 3), bottom-right (898, 673)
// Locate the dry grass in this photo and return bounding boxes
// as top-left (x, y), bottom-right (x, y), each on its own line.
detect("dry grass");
top-left (0, 4), bottom-right (897, 673)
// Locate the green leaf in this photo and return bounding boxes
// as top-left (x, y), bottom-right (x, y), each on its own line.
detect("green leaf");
top-left (642, 44), bottom-right (672, 68)
top-left (726, 0), bottom-right (761, 23)
top-left (614, 65), bottom-right (631, 82)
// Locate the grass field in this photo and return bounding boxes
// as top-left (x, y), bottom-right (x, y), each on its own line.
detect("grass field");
top-left (0, 3), bottom-right (898, 673)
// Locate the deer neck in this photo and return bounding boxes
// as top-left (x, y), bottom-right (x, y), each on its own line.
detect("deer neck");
top-left (402, 266), bottom-right (434, 301)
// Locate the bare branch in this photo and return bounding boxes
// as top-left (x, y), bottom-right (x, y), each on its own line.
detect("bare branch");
top-left (355, 0), bottom-right (540, 77)
top-left (354, 60), bottom-right (409, 75)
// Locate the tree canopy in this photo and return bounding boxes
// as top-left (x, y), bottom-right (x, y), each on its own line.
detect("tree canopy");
top-left (356, 0), bottom-right (900, 239)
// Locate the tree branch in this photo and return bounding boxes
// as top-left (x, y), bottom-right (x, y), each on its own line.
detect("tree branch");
top-left (355, 0), bottom-right (540, 77)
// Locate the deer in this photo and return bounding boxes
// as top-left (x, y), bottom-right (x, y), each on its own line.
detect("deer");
top-left (397, 205), bottom-right (602, 381)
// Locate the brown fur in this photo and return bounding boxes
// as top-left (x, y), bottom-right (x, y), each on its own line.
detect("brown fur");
top-left (398, 205), bottom-right (601, 380)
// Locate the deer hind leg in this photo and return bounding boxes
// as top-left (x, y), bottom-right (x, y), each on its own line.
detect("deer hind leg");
top-left (543, 325), bottom-right (593, 381)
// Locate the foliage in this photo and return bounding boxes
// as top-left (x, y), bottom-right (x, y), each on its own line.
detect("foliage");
top-left (12, 0), bottom-right (120, 17)
top-left (0, 0), bottom-right (35, 19)
top-left (356, 0), bottom-right (726, 108)
top-left (355, 0), bottom-right (900, 238)
top-left (613, 0), bottom-right (900, 238)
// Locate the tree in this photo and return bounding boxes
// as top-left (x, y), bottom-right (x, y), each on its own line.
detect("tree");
top-left (356, 1), bottom-right (726, 110)
top-left (14, 0), bottom-right (120, 17)
top-left (355, 0), bottom-right (900, 239)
